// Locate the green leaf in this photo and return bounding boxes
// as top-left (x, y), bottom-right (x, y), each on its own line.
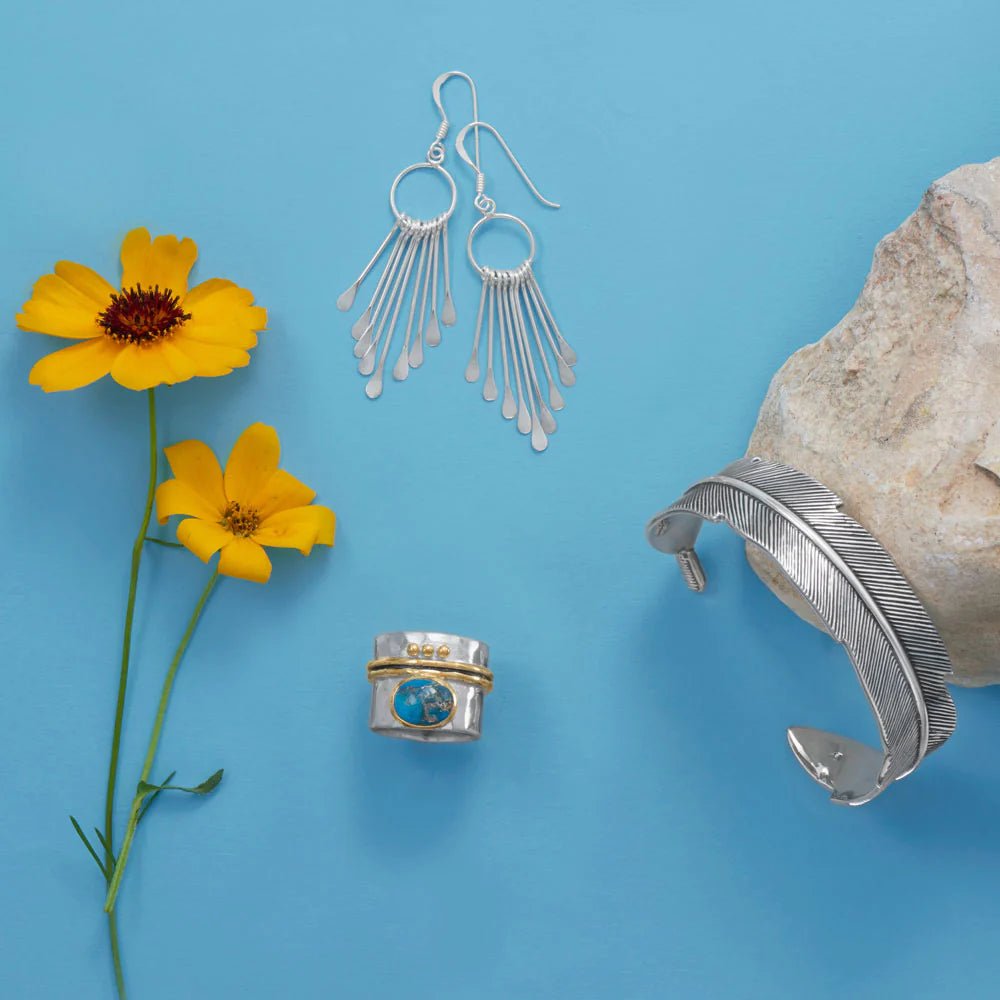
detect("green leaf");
top-left (69, 816), bottom-right (107, 878)
top-left (144, 536), bottom-right (183, 548)
top-left (136, 770), bottom-right (177, 825)
top-left (136, 768), bottom-right (224, 800)
top-left (92, 827), bottom-right (115, 865)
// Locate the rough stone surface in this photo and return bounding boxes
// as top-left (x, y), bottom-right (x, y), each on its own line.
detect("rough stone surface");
top-left (747, 158), bottom-right (1000, 687)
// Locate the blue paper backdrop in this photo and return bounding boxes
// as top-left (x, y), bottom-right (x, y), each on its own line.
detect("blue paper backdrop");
top-left (3, 1), bottom-right (1000, 997)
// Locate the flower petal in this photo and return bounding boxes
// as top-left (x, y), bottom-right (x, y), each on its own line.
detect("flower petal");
top-left (109, 341), bottom-right (197, 391)
top-left (163, 440), bottom-right (227, 513)
top-left (254, 470), bottom-right (317, 519)
top-left (177, 518), bottom-right (233, 562)
top-left (54, 261), bottom-right (117, 305)
top-left (255, 505), bottom-right (336, 555)
top-left (218, 537), bottom-right (272, 583)
top-left (17, 273), bottom-right (106, 339)
top-left (159, 339), bottom-right (199, 380)
top-left (171, 336), bottom-right (251, 377)
top-left (28, 337), bottom-right (120, 392)
top-left (224, 423), bottom-right (279, 505)
top-left (184, 278), bottom-right (263, 315)
top-left (120, 227), bottom-right (198, 297)
top-left (156, 480), bottom-right (225, 525)
top-left (183, 279), bottom-right (267, 349)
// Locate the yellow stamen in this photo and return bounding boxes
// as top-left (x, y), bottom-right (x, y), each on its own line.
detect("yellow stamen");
top-left (221, 501), bottom-right (260, 538)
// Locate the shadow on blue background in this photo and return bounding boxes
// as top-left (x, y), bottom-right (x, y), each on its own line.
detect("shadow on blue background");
top-left (2, 1), bottom-right (1000, 997)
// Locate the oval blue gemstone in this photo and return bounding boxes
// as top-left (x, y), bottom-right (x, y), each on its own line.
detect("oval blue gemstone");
top-left (392, 678), bottom-right (455, 728)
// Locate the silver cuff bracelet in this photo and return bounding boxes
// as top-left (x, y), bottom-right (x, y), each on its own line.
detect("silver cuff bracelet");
top-left (646, 457), bottom-right (956, 806)
top-left (366, 631), bottom-right (492, 742)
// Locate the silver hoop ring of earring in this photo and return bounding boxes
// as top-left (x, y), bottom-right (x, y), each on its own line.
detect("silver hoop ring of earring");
top-left (389, 161), bottom-right (457, 227)
top-left (466, 211), bottom-right (536, 275)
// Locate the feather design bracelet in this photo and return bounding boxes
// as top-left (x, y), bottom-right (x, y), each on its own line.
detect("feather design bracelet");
top-left (646, 457), bottom-right (956, 806)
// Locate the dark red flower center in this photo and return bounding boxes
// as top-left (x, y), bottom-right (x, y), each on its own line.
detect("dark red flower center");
top-left (222, 501), bottom-right (260, 538)
top-left (97, 284), bottom-right (190, 345)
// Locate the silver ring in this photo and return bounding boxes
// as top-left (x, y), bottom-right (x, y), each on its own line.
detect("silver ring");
top-left (646, 457), bottom-right (956, 806)
top-left (366, 631), bottom-right (492, 743)
top-left (466, 212), bottom-right (536, 277)
top-left (388, 162), bottom-right (457, 224)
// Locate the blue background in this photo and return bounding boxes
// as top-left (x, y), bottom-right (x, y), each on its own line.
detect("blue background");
top-left (2, 1), bottom-right (1000, 997)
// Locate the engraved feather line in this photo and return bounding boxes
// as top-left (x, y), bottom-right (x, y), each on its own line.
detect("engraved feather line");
top-left (701, 472), bottom-right (930, 767)
top-left (661, 491), bottom-right (919, 789)
top-left (660, 488), bottom-right (920, 796)
top-left (680, 476), bottom-right (929, 777)
top-left (720, 458), bottom-right (954, 752)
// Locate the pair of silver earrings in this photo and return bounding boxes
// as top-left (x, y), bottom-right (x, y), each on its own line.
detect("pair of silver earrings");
top-left (337, 71), bottom-right (576, 452)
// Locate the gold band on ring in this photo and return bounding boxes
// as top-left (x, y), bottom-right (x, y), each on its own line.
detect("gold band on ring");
top-left (367, 665), bottom-right (494, 693)
top-left (366, 657), bottom-right (493, 681)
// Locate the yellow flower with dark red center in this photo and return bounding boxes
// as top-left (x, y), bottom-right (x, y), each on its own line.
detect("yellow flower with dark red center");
top-left (155, 423), bottom-right (335, 583)
top-left (17, 227), bottom-right (267, 392)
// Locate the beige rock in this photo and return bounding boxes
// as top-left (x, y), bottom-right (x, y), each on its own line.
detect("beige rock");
top-left (747, 158), bottom-right (1000, 686)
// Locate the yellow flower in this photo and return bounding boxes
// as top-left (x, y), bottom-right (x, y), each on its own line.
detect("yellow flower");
top-left (155, 423), bottom-right (335, 584)
top-left (17, 227), bottom-right (267, 392)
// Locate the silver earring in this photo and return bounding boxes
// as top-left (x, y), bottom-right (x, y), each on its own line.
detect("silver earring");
top-left (455, 121), bottom-right (576, 452)
top-left (337, 72), bottom-right (481, 398)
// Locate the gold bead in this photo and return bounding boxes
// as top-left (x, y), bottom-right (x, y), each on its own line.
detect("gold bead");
top-left (437, 644), bottom-right (451, 658)
top-left (422, 643), bottom-right (434, 657)
top-left (406, 643), bottom-right (420, 657)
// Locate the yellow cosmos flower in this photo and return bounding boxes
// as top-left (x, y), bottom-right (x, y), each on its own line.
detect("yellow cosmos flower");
top-left (17, 227), bottom-right (267, 392)
top-left (155, 423), bottom-right (335, 584)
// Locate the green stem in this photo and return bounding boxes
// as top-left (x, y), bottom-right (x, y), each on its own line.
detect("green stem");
top-left (104, 387), bottom-right (157, 999)
top-left (104, 568), bottom-right (220, 913)
top-left (108, 911), bottom-right (126, 999)
top-left (144, 536), bottom-right (182, 548)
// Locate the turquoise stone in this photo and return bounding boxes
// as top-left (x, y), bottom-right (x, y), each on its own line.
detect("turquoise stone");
top-left (393, 678), bottom-right (455, 727)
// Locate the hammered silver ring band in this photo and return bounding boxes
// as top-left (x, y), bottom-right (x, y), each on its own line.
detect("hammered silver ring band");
top-left (367, 631), bottom-right (492, 743)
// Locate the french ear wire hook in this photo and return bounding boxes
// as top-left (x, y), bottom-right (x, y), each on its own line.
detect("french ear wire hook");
top-left (455, 120), bottom-right (561, 214)
top-left (431, 71), bottom-right (480, 170)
